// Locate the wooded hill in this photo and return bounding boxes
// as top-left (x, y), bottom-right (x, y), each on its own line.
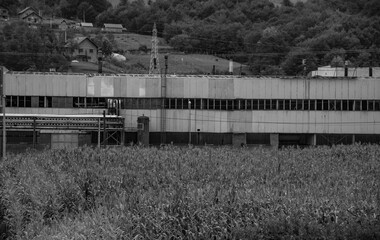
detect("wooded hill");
top-left (1, 0), bottom-right (380, 75)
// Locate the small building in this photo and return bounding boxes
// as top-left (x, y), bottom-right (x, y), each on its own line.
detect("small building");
top-left (311, 66), bottom-right (380, 77)
top-left (22, 11), bottom-right (43, 24)
top-left (65, 37), bottom-right (98, 63)
top-left (103, 23), bottom-right (125, 33)
top-left (77, 22), bottom-right (94, 31)
top-left (18, 7), bottom-right (42, 24)
top-left (59, 19), bottom-right (68, 31)
top-left (0, 4), bottom-right (9, 21)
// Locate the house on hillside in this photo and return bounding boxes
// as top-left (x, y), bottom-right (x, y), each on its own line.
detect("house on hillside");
top-left (0, 5), bottom-right (9, 21)
top-left (18, 7), bottom-right (42, 24)
top-left (76, 22), bottom-right (94, 31)
top-left (102, 23), bottom-right (126, 33)
top-left (65, 37), bottom-right (99, 63)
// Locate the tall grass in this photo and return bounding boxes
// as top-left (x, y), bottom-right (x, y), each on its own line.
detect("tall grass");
top-left (0, 144), bottom-right (379, 239)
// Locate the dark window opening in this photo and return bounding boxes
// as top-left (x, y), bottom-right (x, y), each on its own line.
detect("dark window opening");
top-left (253, 100), bottom-right (258, 110)
top-left (348, 100), bottom-right (354, 111)
top-left (195, 99), bottom-right (201, 110)
top-left (170, 99), bottom-right (176, 109)
top-left (303, 100), bottom-right (309, 110)
top-left (279, 100), bottom-right (284, 110)
top-left (215, 99), bottom-right (221, 110)
top-left (240, 99), bottom-right (246, 110)
top-left (247, 99), bottom-right (252, 110)
top-left (259, 100), bottom-right (265, 110)
top-left (266, 100), bottom-right (271, 110)
top-left (336, 100), bottom-right (342, 111)
top-left (285, 100), bottom-right (290, 110)
top-left (362, 100), bottom-right (368, 111)
top-left (233, 100), bottom-right (239, 110)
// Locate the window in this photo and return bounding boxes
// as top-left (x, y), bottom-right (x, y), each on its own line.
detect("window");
top-left (361, 100), bottom-right (368, 111)
top-left (291, 100), bottom-right (297, 110)
top-left (79, 49), bottom-right (83, 53)
top-left (278, 100), bottom-right (284, 110)
top-left (266, 100), bottom-right (271, 110)
top-left (19, 96), bottom-right (25, 107)
top-left (209, 99), bottom-right (215, 110)
top-left (354, 100), bottom-right (361, 111)
top-left (90, 49), bottom-right (94, 53)
top-left (342, 100), bottom-right (348, 111)
top-left (163, 99), bottom-right (169, 109)
top-left (316, 100), bottom-right (322, 110)
top-left (247, 99), bottom-right (252, 110)
top-left (253, 100), bottom-right (258, 110)
top-left (285, 100), bottom-right (290, 110)
top-left (303, 100), bottom-right (309, 110)
top-left (271, 100), bottom-right (277, 110)
top-left (195, 99), bottom-right (201, 110)
top-left (259, 100), bottom-right (265, 110)
top-left (221, 99), bottom-right (227, 110)
top-left (323, 100), bottom-right (328, 111)
top-left (241, 100), bottom-right (246, 110)
top-left (233, 100), bottom-right (239, 110)
top-left (368, 100), bottom-right (374, 111)
top-left (310, 100), bottom-right (315, 110)
top-left (170, 98), bottom-right (176, 109)
top-left (375, 100), bottom-right (380, 111)
top-left (336, 100), bottom-right (342, 111)
top-left (348, 100), bottom-right (354, 111)
top-left (227, 100), bottom-right (233, 110)
top-left (215, 99), bottom-right (221, 110)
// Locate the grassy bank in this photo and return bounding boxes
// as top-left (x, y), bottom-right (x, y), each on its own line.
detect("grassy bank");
top-left (0, 144), bottom-right (379, 239)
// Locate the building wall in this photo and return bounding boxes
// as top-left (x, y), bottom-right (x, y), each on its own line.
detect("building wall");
top-left (4, 73), bottom-right (380, 136)
top-left (24, 13), bottom-right (42, 24)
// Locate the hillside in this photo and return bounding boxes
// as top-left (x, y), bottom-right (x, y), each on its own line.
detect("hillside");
top-left (1, 0), bottom-right (380, 75)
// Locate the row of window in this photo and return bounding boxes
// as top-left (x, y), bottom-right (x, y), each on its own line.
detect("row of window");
top-left (6, 96), bottom-right (380, 111)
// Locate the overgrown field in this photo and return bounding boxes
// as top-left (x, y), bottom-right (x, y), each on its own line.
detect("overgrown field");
top-left (0, 144), bottom-right (379, 239)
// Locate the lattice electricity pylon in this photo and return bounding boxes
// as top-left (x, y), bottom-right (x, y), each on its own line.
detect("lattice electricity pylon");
top-left (149, 23), bottom-right (160, 75)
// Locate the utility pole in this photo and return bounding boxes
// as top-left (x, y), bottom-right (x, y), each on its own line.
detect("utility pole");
top-left (160, 55), bottom-right (168, 144)
top-left (149, 23), bottom-right (160, 74)
top-left (188, 100), bottom-right (191, 145)
top-left (0, 66), bottom-right (6, 159)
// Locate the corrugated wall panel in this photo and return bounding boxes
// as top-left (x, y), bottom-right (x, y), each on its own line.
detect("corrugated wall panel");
top-left (120, 77), bottom-right (128, 97)
top-left (220, 111), bottom-right (228, 132)
top-left (360, 79), bottom-right (368, 100)
top-left (113, 77), bottom-right (121, 97)
top-left (348, 80), bottom-right (356, 99)
top-left (183, 77), bottom-right (191, 98)
top-left (146, 77), bottom-right (160, 97)
top-left (374, 80), bottom-right (380, 99)
top-left (125, 77), bottom-right (140, 97)
top-left (340, 80), bottom-right (349, 99)
top-left (233, 79), bottom-right (241, 99)
top-left (189, 77), bottom-right (198, 98)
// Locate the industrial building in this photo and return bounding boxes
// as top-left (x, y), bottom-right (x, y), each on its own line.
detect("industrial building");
top-left (1, 69), bottom-right (380, 152)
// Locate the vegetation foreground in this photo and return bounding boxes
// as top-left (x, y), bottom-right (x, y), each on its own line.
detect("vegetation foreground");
top-left (0, 144), bottom-right (379, 239)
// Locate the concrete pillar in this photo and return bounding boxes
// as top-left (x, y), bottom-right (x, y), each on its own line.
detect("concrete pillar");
top-left (270, 133), bottom-right (279, 148)
top-left (352, 134), bottom-right (355, 144)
